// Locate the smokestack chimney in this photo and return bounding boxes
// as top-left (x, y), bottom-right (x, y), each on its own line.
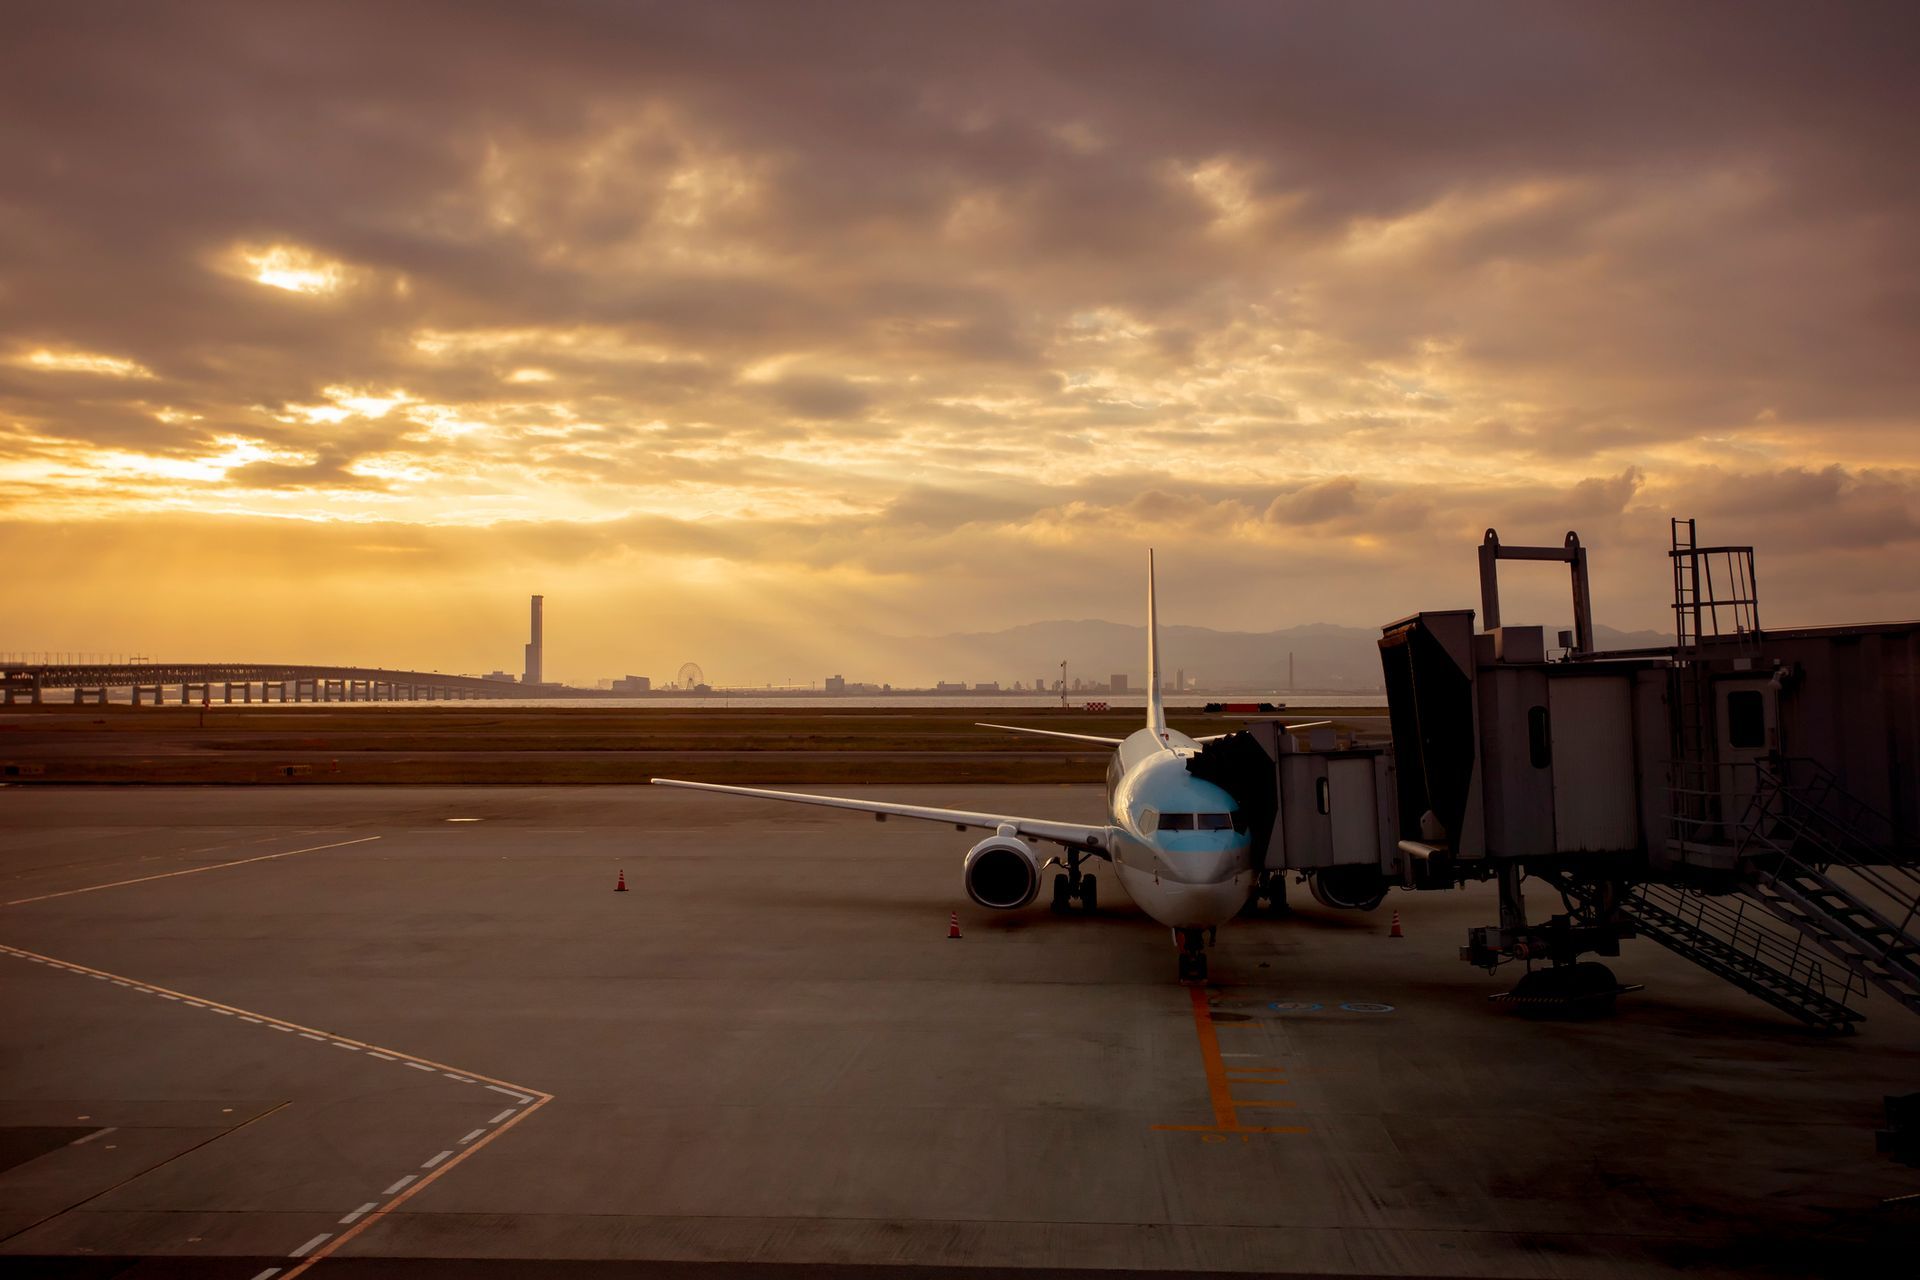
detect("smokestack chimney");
top-left (525, 595), bottom-right (544, 685)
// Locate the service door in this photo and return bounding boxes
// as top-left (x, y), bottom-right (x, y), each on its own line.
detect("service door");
top-left (1715, 678), bottom-right (1778, 833)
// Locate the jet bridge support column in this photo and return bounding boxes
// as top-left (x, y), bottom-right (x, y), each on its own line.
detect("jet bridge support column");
top-left (1498, 864), bottom-right (1527, 944)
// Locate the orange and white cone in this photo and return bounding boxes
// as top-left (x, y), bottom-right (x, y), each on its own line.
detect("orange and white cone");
top-left (615, 869), bottom-right (628, 892)
top-left (1389, 909), bottom-right (1403, 938)
top-left (948, 910), bottom-right (961, 939)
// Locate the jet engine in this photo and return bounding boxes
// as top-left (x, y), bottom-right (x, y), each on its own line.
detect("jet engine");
top-left (1306, 865), bottom-right (1390, 912)
top-left (963, 834), bottom-right (1041, 910)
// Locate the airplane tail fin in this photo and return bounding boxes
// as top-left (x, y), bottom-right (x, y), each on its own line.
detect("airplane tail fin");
top-left (1147, 548), bottom-right (1168, 741)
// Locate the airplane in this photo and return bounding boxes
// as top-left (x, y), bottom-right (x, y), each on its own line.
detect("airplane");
top-left (651, 551), bottom-right (1326, 981)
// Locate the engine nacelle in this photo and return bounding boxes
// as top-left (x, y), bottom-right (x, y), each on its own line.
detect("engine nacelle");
top-left (963, 834), bottom-right (1041, 910)
top-left (1306, 865), bottom-right (1390, 912)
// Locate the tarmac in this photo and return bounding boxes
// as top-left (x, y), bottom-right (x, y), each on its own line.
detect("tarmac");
top-left (1, 784), bottom-right (1917, 1278)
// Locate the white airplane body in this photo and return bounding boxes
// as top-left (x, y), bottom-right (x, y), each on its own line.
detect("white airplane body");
top-left (654, 552), bottom-right (1312, 979)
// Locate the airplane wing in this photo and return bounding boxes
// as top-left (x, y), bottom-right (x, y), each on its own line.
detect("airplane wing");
top-left (649, 778), bottom-right (1110, 849)
top-left (975, 722), bottom-right (1123, 745)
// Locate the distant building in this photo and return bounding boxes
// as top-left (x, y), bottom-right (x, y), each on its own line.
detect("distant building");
top-left (524, 595), bottom-right (544, 685)
top-left (973, 681), bottom-right (999, 693)
top-left (1037, 675), bottom-right (1049, 694)
top-left (611, 675), bottom-right (651, 692)
top-left (1176, 668), bottom-right (1184, 693)
top-left (482, 670), bottom-right (517, 683)
top-left (1110, 673), bottom-right (1128, 693)
top-left (824, 674), bottom-right (846, 694)
top-left (935, 681), bottom-right (966, 693)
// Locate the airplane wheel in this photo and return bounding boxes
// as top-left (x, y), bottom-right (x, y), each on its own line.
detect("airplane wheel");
top-left (1178, 951), bottom-right (1208, 983)
top-left (1051, 875), bottom-right (1072, 914)
top-left (1080, 875), bottom-right (1098, 914)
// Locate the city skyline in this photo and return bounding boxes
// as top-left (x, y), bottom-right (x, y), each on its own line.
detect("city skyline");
top-left (3, 3), bottom-right (1916, 682)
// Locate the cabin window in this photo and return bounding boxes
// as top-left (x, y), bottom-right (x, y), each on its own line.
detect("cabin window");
top-left (1315, 777), bottom-right (1331, 815)
top-left (1727, 690), bottom-right (1766, 748)
top-left (1527, 705), bottom-right (1551, 769)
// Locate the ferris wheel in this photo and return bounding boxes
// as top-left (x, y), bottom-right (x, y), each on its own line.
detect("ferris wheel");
top-left (676, 662), bottom-right (706, 689)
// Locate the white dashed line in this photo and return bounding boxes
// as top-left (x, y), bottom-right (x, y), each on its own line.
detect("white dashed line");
top-left (0, 941), bottom-right (551, 1279)
top-left (289, 1232), bottom-right (333, 1257)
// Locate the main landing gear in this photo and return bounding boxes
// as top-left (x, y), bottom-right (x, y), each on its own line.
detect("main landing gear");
top-left (1049, 847), bottom-right (1099, 915)
top-left (1175, 927), bottom-right (1212, 983)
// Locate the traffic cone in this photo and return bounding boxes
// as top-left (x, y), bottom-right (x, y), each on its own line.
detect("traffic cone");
top-left (615, 869), bottom-right (628, 892)
top-left (948, 910), bottom-right (961, 939)
top-left (1389, 910), bottom-right (1403, 938)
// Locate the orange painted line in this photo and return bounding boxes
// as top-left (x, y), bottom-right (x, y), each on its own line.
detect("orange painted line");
top-left (1185, 984), bottom-right (1238, 1129)
top-left (1149, 1123), bottom-right (1310, 1134)
top-left (4, 836), bottom-right (381, 905)
top-left (1230, 1099), bottom-right (1298, 1108)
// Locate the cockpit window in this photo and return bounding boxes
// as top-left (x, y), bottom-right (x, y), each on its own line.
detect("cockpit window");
top-left (1155, 811), bottom-right (1246, 833)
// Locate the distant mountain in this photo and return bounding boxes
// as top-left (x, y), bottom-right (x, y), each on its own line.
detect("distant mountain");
top-left (897, 620), bottom-right (1670, 691)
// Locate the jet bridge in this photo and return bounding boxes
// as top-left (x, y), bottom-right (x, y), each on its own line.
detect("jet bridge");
top-left (1206, 521), bottom-right (1920, 1030)
top-left (1373, 522), bottom-right (1920, 1028)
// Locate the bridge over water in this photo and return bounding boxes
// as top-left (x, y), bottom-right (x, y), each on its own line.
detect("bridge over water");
top-left (0, 662), bottom-right (589, 705)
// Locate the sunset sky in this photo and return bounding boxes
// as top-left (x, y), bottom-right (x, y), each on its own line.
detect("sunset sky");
top-left (2, 2), bottom-right (1915, 685)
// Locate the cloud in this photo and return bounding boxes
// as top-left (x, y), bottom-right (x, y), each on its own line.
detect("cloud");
top-left (0, 1), bottom-right (1915, 669)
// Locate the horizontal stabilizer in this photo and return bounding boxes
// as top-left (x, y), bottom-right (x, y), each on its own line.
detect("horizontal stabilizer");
top-left (976, 722), bottom-right (1124, 745)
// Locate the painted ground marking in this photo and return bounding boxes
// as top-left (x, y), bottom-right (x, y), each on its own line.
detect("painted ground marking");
top-left (0, 942), bottom-right (553, 1277)
top-left (2, 836), bottom-right (382, 906)
top-left (1151, 985), bottom-right (1308, 1138)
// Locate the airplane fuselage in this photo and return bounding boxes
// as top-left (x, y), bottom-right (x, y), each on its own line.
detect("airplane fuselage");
top-left (1101, 726), bottom-right (1255, 932)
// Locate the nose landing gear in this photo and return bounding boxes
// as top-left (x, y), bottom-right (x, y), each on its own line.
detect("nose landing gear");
top-left (1175, 927), bottom-right (1210, 982)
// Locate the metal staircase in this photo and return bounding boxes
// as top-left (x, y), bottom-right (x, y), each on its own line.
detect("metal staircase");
top-left (1733, 760), bottom-right (1920, 1016)
top-left (1549, 871), bottom-right (1865, 1032)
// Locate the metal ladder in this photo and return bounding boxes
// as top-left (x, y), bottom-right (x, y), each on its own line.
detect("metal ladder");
top-left (1733, 760), bottom-right (1920, 1016)
top-left (1549, 872), bottom-right (1864, 1032)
